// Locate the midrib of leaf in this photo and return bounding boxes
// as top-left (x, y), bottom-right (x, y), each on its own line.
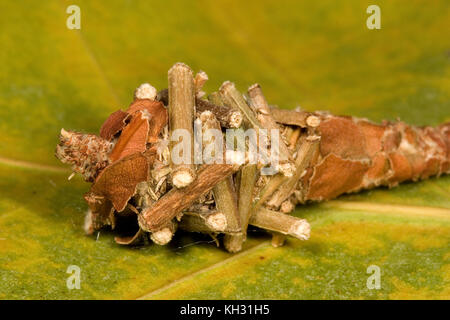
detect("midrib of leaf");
top-left (0, 156), bottom-right (68, 173)
top-left (136, 241), bottom-right (270, 300)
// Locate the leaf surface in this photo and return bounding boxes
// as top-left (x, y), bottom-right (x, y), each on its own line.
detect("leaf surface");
top-left (0, 0), bottom-right (449, 299)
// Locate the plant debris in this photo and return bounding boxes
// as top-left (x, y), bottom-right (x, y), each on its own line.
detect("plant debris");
top-left (55, 62), bottom-right (450, 253)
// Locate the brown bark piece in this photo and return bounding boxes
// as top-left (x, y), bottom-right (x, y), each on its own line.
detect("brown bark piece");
top-left (357, 120), bottom-right (385, 157)
top-left (365, 152), bottom-right (390, 185)
top-left (387, 152), bottom-right (412, 185)
top-left (318, 116), bottom-right (367, 160)
top-left (306, 154), bottom-right (370, 200)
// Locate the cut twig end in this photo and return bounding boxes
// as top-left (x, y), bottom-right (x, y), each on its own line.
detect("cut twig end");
top-left (150, 227), bottom-right (175, 245)
top-left (219, 80), bottom-right (235, 93)
top-left (134, 83), bottom-right (157, 100)
top-left (306, 115), bottom-right (321, 128)
top-left (172, 168), bottom-right (196, 188)
top-left (229, 111), bottom-right (243, 128)
top-left (248, 83), bottom-right (261, 91)
top-left (206, 212), bottom-right (227, 232)
top-left (289, 219), bottom-right (311, 240)
top-left (169, 62), bottom-right (194, 75)
top-left (223, 234), bottom-right (244, 253)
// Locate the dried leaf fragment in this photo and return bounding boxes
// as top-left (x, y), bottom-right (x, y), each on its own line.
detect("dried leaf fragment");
top-left (114, 229), bottom-right (145, 245)
top-left (109, 111), bottom-right (149, 162)
top-left (91, 152), bottom-right (153, 212)
top-left (83, 194), bottom-right (115, 234)
top-left (127, 99), bottom-right (168, 143)
top-left (99, 110), bottom-right (130, 140)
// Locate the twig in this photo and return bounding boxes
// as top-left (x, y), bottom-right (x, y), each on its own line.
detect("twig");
top-left (267, 134), bottom-right (320, 209)
top-left (237, 164), bottom-right (258, 239)
top-left (249, 207), bottom-right (310, 240)
top-left (138, 163), bottom-right (240, 232)
top-left (271, 233), bottom-right (286, 247)
top-left (168, 63), bottom-right (196, 188)
top-left (199, 111), bottom-right (242, 252)
top-left (219, 81), bottom-right (261, 130)
top-left (179, 211), bottom-right (228, 233)
top-left (288, 127), bottom-right (302, 149)
top-left (248, 83), bottom-right (294, 175)
top-left (270, 108), bottom-right (321, 128)
top-left (177, 207), bottom-right (311, 242)
top-left (220, 81), bottom-right (290, 176)
top-left (196, 98), bottom-right (242, 128)
top-left (150, 220), bottom-right (177, 245)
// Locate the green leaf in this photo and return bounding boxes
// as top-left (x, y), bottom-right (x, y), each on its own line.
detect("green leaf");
top-left (0, 0), bottom-right (449, 299)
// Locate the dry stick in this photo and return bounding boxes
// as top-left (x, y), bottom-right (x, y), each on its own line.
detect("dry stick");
top-left (249, 130), bottom-right (305, 214)
top-left (270, 107), bottom-right (320, 128)
top-left (270, 123), bottom-right (295, 245)
top-left (271, 233), bottom-right (287, 247)
top-left (250, 172), bottom-right (288, 247)
top-left (282, 126), bottom-right (294, 147)
top-left (216, 176), bottom-right (244, 252)
top-left (267, 135), bottom-right (320, 209)
top-left (138, 162), bottom-right (240, 232)
top-left (249, 207), bottom-right (310, 240)
top-left (219, 81), bottom-right (290, 176)
top-left (220, 81), bottom-right (261, 129)
top-left (200, 111), bottom-right (242, 252)
top-left (268, 127), bottom-right (302, 246)
top-left (218, 83), bottom-right (273, 246)
top-left (268, 119), bottom-right (301, 248)
top-left (253, 175), bottom-right (286, 215)
top-left (196, 98), bottom-right (243, 128)
top-left (178, 208), bottom-right (311, 241)
top-left (248, 83), bottom-right (294, 176)
top-left (168, 63), bottom-right (196, 188)
top-left (250, 132), bottom-right (320, 222)
top-left (288, 127), bottom-right (302, 149)
top-left (150, 220), bottom-right (177, 245)
top-left (237, 163), bottom-right (258, 240)
top-left (179, 211), bottom-right (228, 233)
